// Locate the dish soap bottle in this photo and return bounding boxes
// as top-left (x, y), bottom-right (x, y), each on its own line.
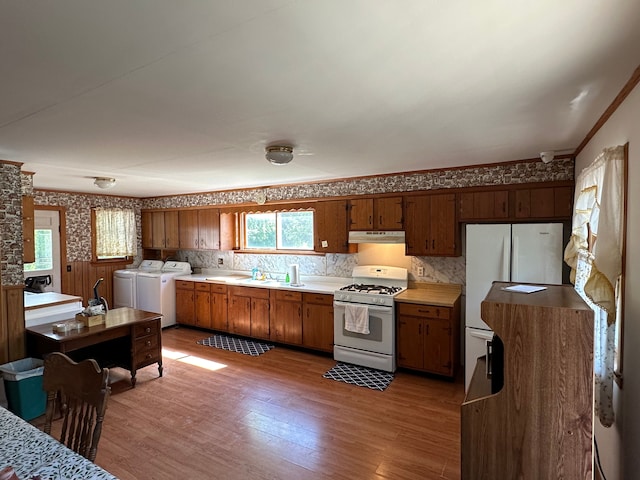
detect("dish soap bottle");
top-left (285, 272), bottom-right (290, 284)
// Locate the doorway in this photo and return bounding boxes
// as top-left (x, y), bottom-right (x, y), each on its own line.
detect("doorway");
top-left (23, 209), bottom-right (61, 293)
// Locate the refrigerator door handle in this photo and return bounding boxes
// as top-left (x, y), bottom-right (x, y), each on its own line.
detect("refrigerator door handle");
top-left (512, 235), bottom-right (519, 280)
top-left (502, 234), bottom-right (510, 281)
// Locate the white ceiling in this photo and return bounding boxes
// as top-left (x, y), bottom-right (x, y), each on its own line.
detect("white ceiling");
top-left (2, 1), bottom-right (640, 198)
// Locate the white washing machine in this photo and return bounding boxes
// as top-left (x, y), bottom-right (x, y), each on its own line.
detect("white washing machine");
top-left (113, 260), bottom-right (164, 309)
top-left (136, 261), bottom-right (192, 328)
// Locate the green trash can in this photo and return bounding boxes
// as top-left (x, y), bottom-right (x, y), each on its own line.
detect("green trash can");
top-left (0, 358), bottom-right (46, 421)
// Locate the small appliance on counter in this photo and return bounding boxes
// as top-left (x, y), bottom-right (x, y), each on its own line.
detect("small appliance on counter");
top-left (24, 275), bottom-right (52, 293)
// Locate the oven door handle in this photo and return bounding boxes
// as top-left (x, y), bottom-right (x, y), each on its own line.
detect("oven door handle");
top-left (333, 300), bottom-right (393, 313)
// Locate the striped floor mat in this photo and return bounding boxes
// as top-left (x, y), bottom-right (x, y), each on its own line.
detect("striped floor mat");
top-left (323, 362), bottom-right (394, 391)
top-left (197, 334), bottom-right (274, 356)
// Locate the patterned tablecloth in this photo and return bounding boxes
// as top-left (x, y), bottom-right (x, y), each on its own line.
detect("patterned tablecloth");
top-left (0, 406), bottom-right (117, 480)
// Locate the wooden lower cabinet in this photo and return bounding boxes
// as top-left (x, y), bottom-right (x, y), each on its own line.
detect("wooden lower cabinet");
top-left (210, 284), bottom-right (228, 331)
top-left (396, 301), bottom-right (459, 377)
top-left (175, 281), bottom-right (195, 326)
top-left (271, 290), bottom-right (302, 345)
top-left (195, 283), bottom-right (212, 329)
top-left (302, 293), bottom-right (334, 352)
top-left (228, 286), bottom-right (270, 339)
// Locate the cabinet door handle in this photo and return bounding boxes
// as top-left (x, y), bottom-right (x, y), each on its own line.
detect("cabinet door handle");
top-left (145, 327), bottom-right (151, 333)
top-left (146, 340), bottom-right (151, 347)
top-left (426, 324), bottom-right (430, 335)
top-left (368, 215), bottom-right (372, 226)
top-left (418, 324), bottom-right (421, 335)
top-left (379, 215), bottom-right (383, 226)
top-left (432, 239), bottom-right (435, 250)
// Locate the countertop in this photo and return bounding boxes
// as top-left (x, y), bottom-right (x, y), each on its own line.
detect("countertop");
top-left (175, 272), bottom-right (350, 295)
top-left (24, 292), bottom-right (83, 311)
top-left (395, 282), bottom-right (462, 307)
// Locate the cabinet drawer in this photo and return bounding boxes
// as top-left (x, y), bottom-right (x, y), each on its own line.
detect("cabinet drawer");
top-left (176, 280), bottom-right (195, 290)
top-left (210, 284), bottom-right (227, 294)
top-left (134, 321), bottom-right (160, 339)
top-left (303, 293), bottom-right (333, 306)
top-left (135, 333), bottom-right (160, 352)
top-left (134, 348), bottom-right (160, 366)
top-left (275, 290), bottom-right (303, 302)
top-left (397, 303), bottom-right (450, 319)
top-left (195, 282), bottom-right (210, 292)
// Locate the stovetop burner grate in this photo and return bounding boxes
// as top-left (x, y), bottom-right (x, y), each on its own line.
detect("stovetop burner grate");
top-left (339, 284), bottom-right (403, 295)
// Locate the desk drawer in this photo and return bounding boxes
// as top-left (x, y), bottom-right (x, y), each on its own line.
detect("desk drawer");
top-left (134, 321), bottom-right (159, 339)
top-left (134, 348), bottom-right (160, 366)
top-left (135, 334), bottom-right (159, 352)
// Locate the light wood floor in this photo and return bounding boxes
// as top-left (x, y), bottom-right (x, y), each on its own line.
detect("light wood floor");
top-left (92, 327), bottom-right (465, 479)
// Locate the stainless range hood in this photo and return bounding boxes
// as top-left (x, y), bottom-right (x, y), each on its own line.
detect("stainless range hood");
top-left (348, 231), bottom-right (406, 244)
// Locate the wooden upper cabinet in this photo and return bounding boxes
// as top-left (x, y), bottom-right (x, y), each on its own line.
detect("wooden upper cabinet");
top-left (314, 200), bottom-right (350, 253)
top-left (349, 198), bottom-right (374, 230)
top-left (219, 210), bottom-right (238, 251)
top-left (376, 196), bottom-right (404, 230)
top-left (515, 186), bottom-right (573, 219)
top-left (178, 208), bottom-right (220, 250)
top-left (459, 191), bottom-right (508, 220)
top-left (142, 210), bottom-right (179, 250)
top-left (349, 197), bottom-right (403, 230)
top-left (197, 208), bottom-right (220, 250)
top-left (163, 211), bottom-right (180, 249)
top-left (22, 195), bottom-right (35, 264)
top-left (178, 210), bottom-right (199, 249)
top-left (405, 193), bottom-right (459, 256)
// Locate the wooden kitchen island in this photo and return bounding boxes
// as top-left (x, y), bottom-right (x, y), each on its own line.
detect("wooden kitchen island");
top-left (26, 307), bottom-right (163, 387)
top-left (461, 282), bottom-right (594, 479)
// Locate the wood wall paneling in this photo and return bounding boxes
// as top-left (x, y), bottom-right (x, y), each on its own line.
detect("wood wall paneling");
top-left (1, 285), bottom-right (26, 362)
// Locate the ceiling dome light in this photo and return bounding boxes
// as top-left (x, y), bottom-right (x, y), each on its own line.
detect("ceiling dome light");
top-left (94, 177), bottom-right (116, 189)
top-left (265, 145), bottom-right (294, 165)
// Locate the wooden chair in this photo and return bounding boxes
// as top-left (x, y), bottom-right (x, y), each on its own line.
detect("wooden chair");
top-left (42, 352), bottom-right (111, 462)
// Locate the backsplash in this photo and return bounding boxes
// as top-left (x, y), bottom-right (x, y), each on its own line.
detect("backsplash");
top-left (175, 250), bottom-right (357, 279)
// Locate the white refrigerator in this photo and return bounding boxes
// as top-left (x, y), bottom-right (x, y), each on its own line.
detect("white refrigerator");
top-left (465, 223), bottom-right (564, 390)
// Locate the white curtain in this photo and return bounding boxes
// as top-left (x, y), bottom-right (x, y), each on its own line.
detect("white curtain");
top-left (564, 145), bottom-right (624, 427)
top-left (95, 208), bottom-right (137, 258)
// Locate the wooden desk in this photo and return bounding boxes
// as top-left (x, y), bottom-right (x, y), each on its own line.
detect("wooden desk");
top-left (27, 307), bottom-right (163, 387)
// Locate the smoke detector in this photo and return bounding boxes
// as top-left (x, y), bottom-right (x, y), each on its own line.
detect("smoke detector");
top-left (540, 151), bottom-right (555, 164)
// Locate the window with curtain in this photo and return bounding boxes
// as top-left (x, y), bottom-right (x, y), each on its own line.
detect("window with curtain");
top-left (564, 144), bottom-right (626, 428)
top-left (94, 208), bottom-right (137, 259)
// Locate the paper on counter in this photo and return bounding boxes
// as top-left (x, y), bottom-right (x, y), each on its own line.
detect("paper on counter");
top-left (502, 285), bottom-right (547, 294)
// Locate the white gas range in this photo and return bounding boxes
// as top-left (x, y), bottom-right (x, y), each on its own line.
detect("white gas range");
top-left (333, 265), bottom-right (408, 372)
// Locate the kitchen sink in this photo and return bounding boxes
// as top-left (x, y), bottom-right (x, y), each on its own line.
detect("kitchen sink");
top-left (239, 279), bottom-right (282, 286)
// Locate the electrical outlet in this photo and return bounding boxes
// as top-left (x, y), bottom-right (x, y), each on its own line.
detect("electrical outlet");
top-left (217, 258), bottom-right (224, 265)
top-left (417, 266), bottom-right (424, 277)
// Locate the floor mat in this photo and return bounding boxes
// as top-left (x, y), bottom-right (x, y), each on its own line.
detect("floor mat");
top-left (197, 334), bottom-right (274, 356)
top-left (323, 362), bottom-right (394, 391)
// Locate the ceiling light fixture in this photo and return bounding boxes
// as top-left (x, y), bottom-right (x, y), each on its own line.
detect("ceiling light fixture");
top-left (94, 177), bottom-right (116, 189)
top-left (265, 145), bottom-right (294, 165)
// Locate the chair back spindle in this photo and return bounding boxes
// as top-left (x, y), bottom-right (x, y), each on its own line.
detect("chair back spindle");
top-left (43, 352), bottom-right (110, 462)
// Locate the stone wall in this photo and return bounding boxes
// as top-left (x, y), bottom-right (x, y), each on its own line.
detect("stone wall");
top-left (142, 157), bottom-right (573, 209)
top-left (0, 162), bottom-right (25, 286)
top-left (33, 192), bottom-right (143, 263)
top-left (23, 157), bottom-right (573, 284)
